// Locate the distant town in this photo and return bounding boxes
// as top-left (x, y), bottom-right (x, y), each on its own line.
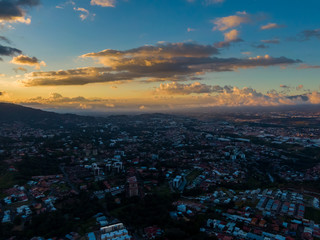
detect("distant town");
top-left (0, 104), bottom-right (320, 240)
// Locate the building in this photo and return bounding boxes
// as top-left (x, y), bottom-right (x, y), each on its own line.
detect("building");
top-left (100, 223), bottom-right (131, 240)
top-left (127, 176), bottom-right (139, 197)
top-left (173, 175), bottom-right (182, 188)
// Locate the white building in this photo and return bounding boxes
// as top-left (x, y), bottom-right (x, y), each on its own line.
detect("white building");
top-left (173, 176), bottom-right (182, 188)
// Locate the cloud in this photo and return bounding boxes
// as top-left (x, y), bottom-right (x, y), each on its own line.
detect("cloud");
top-left (154, 82), bottom-right (320, 107)
top-left (296, 84), bottom-right (304, 90)
top-left (0, 44), bottom-right (22, 60)
top-left (13, 67), bottom-right (28, 73)
top-left (73, 7), bottom-right (94, 21)
top-left (57, 1), bottom-right (95, 21)
top-left (18, 87), bottom-right (320, 113)
top-left (297, 64), bottom-right (320, 69)
top-left (307, 91), bottom-right (320, 104)
top-left (11, 54), bottom-right (46, 69)
top-left (0, 91), bottom-right (7, 97)
top-left (261, 39), bottom-right (280, 44)
top-left (295, 28), bottom-right (320, 41)
top-left (155, 82), bottom-right (225, 95)
top-left (90, 0), bottom-right (116, 7)
top-left (56, 0), bottom-right (75, 9)
top-left (0, 36), bottom-right (11, 44)
top-left (82, 42), bottom-right (219, 59)
top-left (224, 29), bottom-right (239, 42)
top-left (212, 11), bottom-right (254, 31)
top-left (279, 84), bottom-right (307, 93)
top-left (252, 43), bottom-right (268, 49)
top-left (280, 84), bottom-right (290, 89)
top-left (0, 0), bottom-right (40, 25)
top-left (19, 93), bottom-right (121, 112)
top-left (0, 74), bottom-right (5, 77)
top-left (215, 29), bottom-right (243, 48)
top-left (187, 28), bottom-right (196, 32)
top-left (21, 42), bottom-right (301, 86)
top-left (260, 23), bottom-right (285, 30)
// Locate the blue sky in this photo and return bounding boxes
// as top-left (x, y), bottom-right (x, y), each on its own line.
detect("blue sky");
top-left (0, 0), bottom-right (319, 112)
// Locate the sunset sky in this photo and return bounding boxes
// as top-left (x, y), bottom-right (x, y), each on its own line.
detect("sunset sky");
top-left (0, 0), bottom-right (319, 113)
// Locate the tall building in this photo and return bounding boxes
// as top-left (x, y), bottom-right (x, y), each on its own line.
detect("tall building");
top-left (127, 176), bottom-right (139, 197)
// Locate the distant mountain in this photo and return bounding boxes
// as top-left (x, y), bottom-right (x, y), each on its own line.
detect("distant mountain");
top-left (0, 102), bottom-right (95, 127)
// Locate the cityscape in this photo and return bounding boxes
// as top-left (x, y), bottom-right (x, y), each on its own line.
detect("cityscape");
top-left (0, 0), bottom-right (320, 239)
top-left (0, 105), bottom-right (319, 239)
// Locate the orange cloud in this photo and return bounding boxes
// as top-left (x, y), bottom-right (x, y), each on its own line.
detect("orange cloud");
top-left (155, 82), bottom-right (223, 95)
top-left (224, 29), bottom-right (239, 41)
top-left (260, 23), bottom-right (285, 30)
top-left (73, 7), bottom-right (91, 21)
top-left (11, 55), bottom-right (46, 69)
top-left (212, 11), bottom-right (251, 31)
top-left (17, 87), bottom-right (320, 113)
top-left (90, 0), bottom-right (116, 7)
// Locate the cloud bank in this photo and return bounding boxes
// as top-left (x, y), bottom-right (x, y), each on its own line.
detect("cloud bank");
top-left (21, 42), bottom-right (301, 86)
top-left (16, 86), bottom-right (320, 113)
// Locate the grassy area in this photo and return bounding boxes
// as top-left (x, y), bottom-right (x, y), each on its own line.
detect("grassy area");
top-left (186, 169), bottom-right (202, 183)
top-left (110, 203), bottom-right (135, 218)
top-left (52, 183), bottom-right (71, 192)
top-left (152, 183), bottom-right (171, 196)
top-left (305, 207), bottom-right (320, 223)
top-left (78, 218), bottom-right (97, 235)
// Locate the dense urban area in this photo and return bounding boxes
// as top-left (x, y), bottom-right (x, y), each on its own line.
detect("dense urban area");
top-left (0, 103), bottom-right (320, 240)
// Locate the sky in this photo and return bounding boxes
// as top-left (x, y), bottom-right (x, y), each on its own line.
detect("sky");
top-left (0, 0), bottom-right (319, 113)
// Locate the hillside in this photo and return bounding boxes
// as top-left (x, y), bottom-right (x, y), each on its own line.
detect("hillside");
top-left (0, 102), bottom-right (95, 127)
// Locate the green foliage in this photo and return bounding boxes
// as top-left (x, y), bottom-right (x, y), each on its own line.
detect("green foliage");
top-left (186, 170), bottom-right (202, 183)
top-left (305, 207), bottom-right (320, 223)
top-left (15, 155), bottom-right (62, 180)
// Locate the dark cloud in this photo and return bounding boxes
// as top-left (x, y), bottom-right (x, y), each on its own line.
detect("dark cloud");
top-left (300, 29), bottom-right (320, 40)
top-left (0, 44), bottom-right (22, 57)
top-left (82, 42), bottom-right (220, 58)
top-left (0, 36), bottom-right (11, 44)
top-left (214, 38), bottom-right (243, 48)
top-left (286, 95), bottom-right (309, 102)
top-left (252, 43), bottom-right (269, 49)
top-left (293, 28), bottom-right (320, 41)
top-left (17, 0), bottom-right (40, 6)
top-left (0, 0), bottom-right (40, 22)
top-left (23, 42), bottom-right (301, 86)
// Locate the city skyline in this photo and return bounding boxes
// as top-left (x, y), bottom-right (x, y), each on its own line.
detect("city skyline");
top-left (0, 0), bottom-right (319, 113)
